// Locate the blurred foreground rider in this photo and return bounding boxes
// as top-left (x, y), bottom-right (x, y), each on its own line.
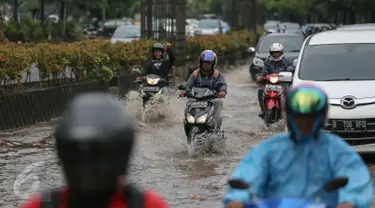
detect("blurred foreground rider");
top-left (224, 84), bottom-right (372, 208)
top-left (21, 92), bottom-right (169, 208)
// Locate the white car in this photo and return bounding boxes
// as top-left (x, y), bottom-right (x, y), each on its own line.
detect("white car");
top-left (291, 30), bottom-right (375, 154)
top-left (110, 25), bottom-right (140, 44)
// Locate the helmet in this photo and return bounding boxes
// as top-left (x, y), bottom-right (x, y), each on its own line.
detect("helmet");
top-left (199, 50), bottom-right (218, 71)
top-left (285, 83), bottom-right (328, 142)
top-left (54, 92), bottom-right (134, 195)
top-left (152, 43), bottom-right (165, 59)
top-left (269, 43), bottom-right (284, 62)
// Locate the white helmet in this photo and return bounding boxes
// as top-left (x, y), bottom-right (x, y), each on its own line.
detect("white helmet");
top-left (269, 43), bottom-right (284, 62)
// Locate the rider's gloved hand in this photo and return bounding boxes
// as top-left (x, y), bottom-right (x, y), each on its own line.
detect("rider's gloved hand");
top-left (136, 77), bottom-right (141, 81)
top-left (179, 91), bottom-right (185, 97)
top-left (219, 91), bottom-right (226, 98)
top-left (256, 76), bottom-right (263, 81)
top-left (225, 201), bottom-right (243, 208)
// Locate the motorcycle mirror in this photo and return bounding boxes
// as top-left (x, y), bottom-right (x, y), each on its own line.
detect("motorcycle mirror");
top-left (178, 84), bottom-right (186, 90)
top-left (228, 179), bottom-right (250, 190)
top-left (323, 177), bottom-right (349, 192)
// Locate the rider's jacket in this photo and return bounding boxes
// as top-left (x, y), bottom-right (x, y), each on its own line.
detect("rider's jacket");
top-left (144, 48), bottom-right (175, 80)
top-left (20, 187), bottom-right (169, 208)
top-left (223, 131), bottom-right (372, 208)
top-left (186, 69), bottom-right (227, 93)
top-left (259, 57), bottom-right (294, 77)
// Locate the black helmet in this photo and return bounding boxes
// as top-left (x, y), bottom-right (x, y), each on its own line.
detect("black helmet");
top-left (54, 92), bottom-right (134, 195)
top-left (285, 83), bottom-right (328, 142)
top-left (152, 43), bottom-right (165, 59)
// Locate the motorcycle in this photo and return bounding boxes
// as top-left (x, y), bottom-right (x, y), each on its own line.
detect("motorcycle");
top-left (178, 85), bottom-right (224, 145)
top-left (225, 177), bottom-right (349, 208)
top-left (259, 73), bottom-right (288, 125)
top-left (134, 74), bottom-right (172, 107)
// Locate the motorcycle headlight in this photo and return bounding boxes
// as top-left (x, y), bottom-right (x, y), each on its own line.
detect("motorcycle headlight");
top-left (253, 57), bottom-right (264, 67)
top-left (269, 76), bottom-right (278, 83)
top-left (187, 114), bottom-right (195, 123)
top-left (197, 113), bottom-right (207, 124)
top-left (147, 77), bottom-right (160, 85)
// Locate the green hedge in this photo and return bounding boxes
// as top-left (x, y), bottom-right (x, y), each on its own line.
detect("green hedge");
top-left (0, 30), bottom-right (256, 84)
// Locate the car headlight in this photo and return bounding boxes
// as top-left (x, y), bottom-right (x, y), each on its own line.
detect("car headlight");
top-left (253, 57), bottom-right (264, 67)
top-left (187, 114), bottom-right (195, 123)
top-left (197, 113), bottom-right (207, 124)
top-left (147, 78), bottom-right (160, 85)
top-left (269, 76), bottom-right (278, 83)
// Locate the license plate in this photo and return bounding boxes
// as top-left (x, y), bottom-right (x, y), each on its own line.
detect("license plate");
top-left (143, 86), bottom-right (160, 92)
top-left (265, 85), bottom-right (282, 91)
top-left (331, 119), bottom-right (366, 132)
top-left (190, 101), bottom-right (208, 108)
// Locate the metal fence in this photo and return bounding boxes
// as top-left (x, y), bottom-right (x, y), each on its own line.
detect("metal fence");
top-left (141, 0), bottom-right (186, 65)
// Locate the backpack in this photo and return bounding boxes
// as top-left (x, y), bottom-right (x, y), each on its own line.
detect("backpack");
top-left (193, 69), bottom-right (219, 79)
top-left (40, 185), bottom-right (144, 208)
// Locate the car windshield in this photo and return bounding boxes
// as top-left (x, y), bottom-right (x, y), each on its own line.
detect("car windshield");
top-left (282, 23), bottom-right (300, 29)
top-left (112, 26), bottom-right (140, 38)
top-left (198, 19), bottom-right (219, 28)
top-left (299, 43), bottom-right (375, 81)
top-left (264, 23), bottom-right (278, 30)
top-left (104, 20), bottom-right (126, 27)
top-left (258, 36), bottom-right (304, 53)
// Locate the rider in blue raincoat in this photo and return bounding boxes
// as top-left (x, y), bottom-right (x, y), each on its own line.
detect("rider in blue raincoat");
top-left (224, 84), bottom-right (372, 208)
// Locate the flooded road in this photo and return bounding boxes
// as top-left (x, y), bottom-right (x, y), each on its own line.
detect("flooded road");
top-left (0, 65), bottom-right (373, 207)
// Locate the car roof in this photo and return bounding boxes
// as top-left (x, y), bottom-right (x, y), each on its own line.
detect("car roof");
top-left (117, 25), bottom-right (139, 27)
top-left (336, 23), bottom-right (375, 30)
top-left (308, 30), bottom-right (375, 45)
top-left (264, 33), bottom-right (303, 37)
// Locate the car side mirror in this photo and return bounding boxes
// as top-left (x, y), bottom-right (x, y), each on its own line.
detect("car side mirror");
top-left (247, 47), bottom-right (255, 53)
top-left (293, 59), bottom-right (298, 67)
top-left (178, 84), bottom-right (186, 90)
top-left (278, 71), bottom-right (293, 82)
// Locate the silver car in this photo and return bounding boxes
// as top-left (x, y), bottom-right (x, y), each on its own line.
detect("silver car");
top-left (111, 25), bottom-right (140, 44)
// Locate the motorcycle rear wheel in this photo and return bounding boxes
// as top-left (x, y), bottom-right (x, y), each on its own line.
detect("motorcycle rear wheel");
top-left (264, 108), bottom-right (280, 125)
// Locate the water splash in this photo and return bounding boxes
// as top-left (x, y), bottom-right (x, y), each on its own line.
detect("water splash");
top-left (187, 131), bottom-right (226, 157)
top-left (142, 94), bottom-right (172, 122)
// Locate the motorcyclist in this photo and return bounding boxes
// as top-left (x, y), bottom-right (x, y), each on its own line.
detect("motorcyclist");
top-left (256, 43), bottom-right (294, 117)
top-left (179, 50), bottom-right (227, 129)
top-left (224, 84), bottom-right (372, 208)
top-left (142, 42), bottom-right (175, 94)
top-left (21, 92), bottom-right (169, 208)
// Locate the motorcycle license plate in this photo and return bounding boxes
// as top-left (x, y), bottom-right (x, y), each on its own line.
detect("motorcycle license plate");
top-left (143, 86), bottom-right (160, 92)
top-left (190, 101), bottom-right (208, 108)
top-left (265, 85), bottom-right (282, 91)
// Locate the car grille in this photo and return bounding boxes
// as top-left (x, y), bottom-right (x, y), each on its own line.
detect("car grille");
top-left (324, 118), bottom-right (375, 146)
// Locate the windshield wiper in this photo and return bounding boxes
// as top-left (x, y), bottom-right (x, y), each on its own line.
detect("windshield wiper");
top-left (319, 78), bottom-right (351, 81)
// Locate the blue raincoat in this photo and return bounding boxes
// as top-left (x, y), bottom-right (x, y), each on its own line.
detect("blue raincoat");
top-left (224, 132), bottom-right (372, 208)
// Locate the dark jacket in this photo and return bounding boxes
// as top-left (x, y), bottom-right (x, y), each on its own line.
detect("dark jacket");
top-left (144, 48), bottom-right (175, 79)
top-left (186, 69), bottom-right (227, 93)
top-left (259, 57), bottom-right (294, 77)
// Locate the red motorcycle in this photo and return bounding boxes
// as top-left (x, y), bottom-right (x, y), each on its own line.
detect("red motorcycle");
top-left (261, 73), bottom-right (285, 125)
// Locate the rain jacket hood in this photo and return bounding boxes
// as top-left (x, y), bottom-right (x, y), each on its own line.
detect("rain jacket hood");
top-left (224, 132), bottom-right (372, 208)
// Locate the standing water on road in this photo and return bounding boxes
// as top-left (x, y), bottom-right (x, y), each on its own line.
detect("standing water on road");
top-left (0, 65), bottom-right (373, 207)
